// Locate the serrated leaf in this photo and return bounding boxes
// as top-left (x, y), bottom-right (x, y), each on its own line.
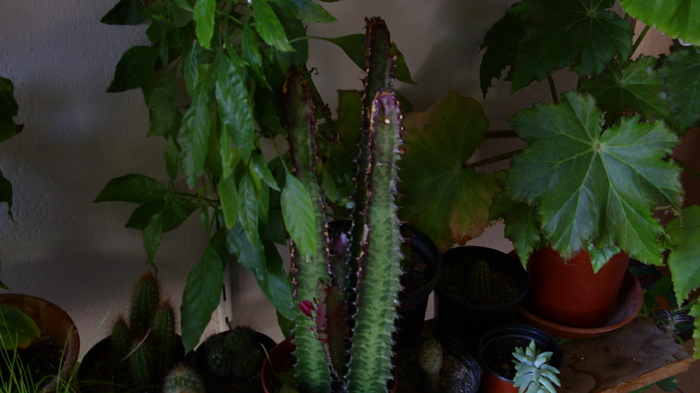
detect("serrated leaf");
top-left (491, 193), bottom-right (543, 268)
top-left (621, 0), bottom-right (700, 46)
top-left (181, 243), bottom-right (225, 352)
top-left (107, 46), bottom-right (159, 92)
top-left (216, 54), bottom-right (255, 162)
top-left (508, 0), bottom-right (633, 91)
top-left (667, 206), bottom-right (700, 305)
top-left (252, 0), bottom-right (294, 52)
top-left (399, 92), bottom-right (497, 252)
top-left (100, 0), bottom-right (148, 25)
top-left (507, 91), bottom-right (682, 264)
top-left (179, 86), bottom-right (212, 187)
top-left (146, 70), bottom-right (181, 137)
top-left (0, 305), bottom-right (41, 350)
top-left (281, 171), bottom-right (317, 256)
top-left (581, 56), bottom-right (674, 127)
top-left (658, 47), bottom-right (700, 132)
top-left (480, 11), bottom-right (524, 96)
top-left (94, 174), bottom-right (168, 203)
top-left (193, 0), bottom-right (216, 49)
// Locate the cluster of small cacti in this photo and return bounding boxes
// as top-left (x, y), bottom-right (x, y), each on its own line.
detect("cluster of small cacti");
top-left (285, 16), bottom-right (404, 393)
top-left (203, 326), bottom-right (264, 379)
top-left (512, 340), bottom-right (561, 393)
top-left (162, 365), bottom-right (205, 393)
top-left (418, 339), bottom-right (443, 393)
top-left (110, 272), bottom-right (179, 389)
top-left (466, 259), bottom-right (494, 304)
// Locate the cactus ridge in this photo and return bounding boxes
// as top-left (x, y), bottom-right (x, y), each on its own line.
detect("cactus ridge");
top-left (130, 271), bottom-right (160, 335)
top-left (467, 259), bottom-right (494, 304)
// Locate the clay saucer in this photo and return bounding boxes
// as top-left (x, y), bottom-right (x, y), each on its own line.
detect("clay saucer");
top-left (517, 269), bottom-right (643, 339)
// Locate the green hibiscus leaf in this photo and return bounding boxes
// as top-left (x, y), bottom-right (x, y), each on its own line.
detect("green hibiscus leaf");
top-left (125, 198), bottom-right (197, 232)
top-left (100, 0), bottom-right (148, 25)
top-left (179, 86), bottom-right (212, 187)
top-left (667, 206), bottom-right (700, 306)
top-left (399, 92), bottom-right (497, 253)
top-left (658, 47), bottom-right (700, 133)
top-left (509, 0), bottom-right (633, 91)
top-left (94, 174), bottom-right (168, 203)
top-left (107, 46), bottom-right (159, 92)
top-left (0, 170), bottom-right (11, 215)
top-left (146, 70), bottom-right (181, 138)
top-left (479, 11), bottom-right (524, 97)
top-left (621, 0), bottom-right (700, 46)
top-left (193, 0), bottom-right (216, 49)
top-left (507, 91), bottom-right (682, 265)
top-left (581, 56), bottom-right (674, 128)
top-left (252, 0), bottom-right (294, 52)
top-left (216, 54), bottom-right (255, 162)
top-left (277, 0), bottom-right (336, 23)
top-left (143, 208), bottom-right (164, 264)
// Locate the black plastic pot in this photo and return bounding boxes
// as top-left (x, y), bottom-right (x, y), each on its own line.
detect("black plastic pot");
top-left (394, 337), bottom-right (481, 393)
top-left (434, 246), bottom-right (528, 353)
top-left (397, 225), bottom-right (441, 343)
top-left (477, 324), bottom-right (562, 393)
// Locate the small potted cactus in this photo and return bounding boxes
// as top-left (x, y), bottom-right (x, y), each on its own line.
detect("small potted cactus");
top-left (478, 325), bottom-right (562, 393)
top-left (193, 325), bottom-right (276, 393)
top-left (78, 272), bottom-right (185, 392)
top-left (394, 338), bottom-right (481, 393)
top-left (434, 246), bottom-right (529, 352)
top-left (262, 17), bottom-right (407, 393)
top-left (163, 365), bottom-right (206, 393)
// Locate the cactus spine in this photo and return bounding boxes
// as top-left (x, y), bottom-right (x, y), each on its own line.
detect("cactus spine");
top-left (285, 17), bottom-right (403, 393)
top-left (163, 365), bottom-right (205, 393)
top-left (419, 339), bottom-right (443, 393)
top-left (203, 326), bottom-right (264, 379)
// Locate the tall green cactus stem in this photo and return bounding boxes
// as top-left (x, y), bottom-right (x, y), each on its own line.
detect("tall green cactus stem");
top-left (347, 91), bottom-right (404, 393)
top-left (163, 365), bottom-right (205, 393)
top-left (153, 304), bottom-right (176, 378)
top-left (284, 67), bottom-right (334, 393)
top-left (111, 317), bottom-right (130, 366)
top-left (130, 271), bottom-right (160, 335)
top-left (129, 336), bottom-right (154, 387)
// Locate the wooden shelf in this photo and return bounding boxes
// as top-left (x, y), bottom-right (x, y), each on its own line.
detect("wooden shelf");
top-left (559, 317), bottom-right (692, 393)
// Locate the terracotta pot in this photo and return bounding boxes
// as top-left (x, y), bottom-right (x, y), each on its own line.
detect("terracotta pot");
top-left (0, 294), bottom-right (80, 393)
top-left (478, 324), bottom-right (562, 393)
top-left (526, 247), bottom-right (629, 328)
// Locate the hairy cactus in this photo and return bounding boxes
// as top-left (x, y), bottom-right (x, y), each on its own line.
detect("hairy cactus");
top-left (163, 365), bottom-right (205, 393)
top-left (419, 339), bottom-right (443, 393)
top-left (203, 326), bottom-right (264, 379)
top-left (512, 340), bottom-right (561, 393)
top-left (109, 273), bottom-right (180, 389)
top-left (467, 259), bottom-right (493, 304)
top-left (285, 17), bottom-right (403, 393)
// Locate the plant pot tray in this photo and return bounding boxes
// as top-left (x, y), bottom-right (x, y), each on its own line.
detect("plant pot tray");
top-left (558, 317), bottom-right (691, 393)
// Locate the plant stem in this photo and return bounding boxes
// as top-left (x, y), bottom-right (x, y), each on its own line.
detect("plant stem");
top-left (630, 25), bottom-right (652, 58)
top-left (547, 74), bottom-right (558, 103)
top-left (463, 148), bottom-right (524, 169)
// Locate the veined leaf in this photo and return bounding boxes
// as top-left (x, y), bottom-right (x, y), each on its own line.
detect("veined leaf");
top-left (143, 209), bottom-right (164, 264)
top-left (667, 206), bottom-right (700, 306)
top-left (193, 0), bottom-right (216, 49)
top-left (125, 198), bottom-right (197, 232)
top-left (581, 57), bottom-right (674, 127)
top-left (252, 0), bottom-right (294, 52)
top-left (621, 0), bottom-right (700, 46)
top-left (238, 172), bottom-right (262, 250)
top-left (278, 0), bottom-right (336, 23)
top-left (218, 173), bottom-right (238, 229)
top-left (216, 54), bottom-right (255, 162)
top-left (400, 92), bottom-right (497, 252)
top-left (181, 243), bottom-right (225, 352)
top-left (146, 70), bottom-right (181, 138)
top-left (94, 174), bottom-right (168, 203)
top-left (100, 0), bottom-right (148, 25)
top-left (508, 0), bottom-right (633, 91)
top-left (507, 91), bottom-right (682, 265)
top-left (179, 86), bottom-right (212, 187)
top-left (658, 47), bottom-right (700, 133)
top-left (0, 305), bottom-right (41, 350)
top-left (490, 191), bottom-right (543, 268)
top-left (107, 46), bottom-right (159, 92)
top-left (281, 170), bottom-right (317, 256)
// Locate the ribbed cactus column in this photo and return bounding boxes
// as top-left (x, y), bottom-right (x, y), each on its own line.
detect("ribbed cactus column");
top-left (347, 91), bottom-right (404, 393)
top-left (284, 67), bottom-right (333, 393)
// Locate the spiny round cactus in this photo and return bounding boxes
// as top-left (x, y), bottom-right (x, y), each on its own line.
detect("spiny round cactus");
top-left (223, 325), bottom-right (257, 353)
top-left (418, 339), bottom-right (443, 393)
top-left (163, 365), bottom-right (205, 393)
top-left (466, 259), bottom-right (493, 304)
top-left (512, 340), bottom-right (561, 393)
top-left (207, 349), bottom-right (234, 377)
top-left (231, 347), bottom-right (264, 378)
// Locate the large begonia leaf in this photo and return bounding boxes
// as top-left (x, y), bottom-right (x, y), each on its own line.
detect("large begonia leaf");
top-left (507, 0), bottom-right (633, 91)
top-left (507, 91), bottom-right (682, 266)
top-left (399, 92), bottom-right (497, 253)
top-left (658, 47), bottom-right (700, 133)
top-left (621, 0), bottom-right (700, 46)
top-left (581, 56), bottom-right (674, 128)
top-left (667, 206), bottom-right (700, 306)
